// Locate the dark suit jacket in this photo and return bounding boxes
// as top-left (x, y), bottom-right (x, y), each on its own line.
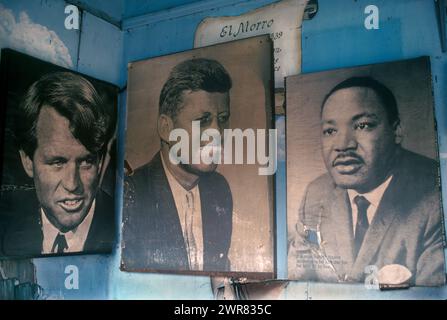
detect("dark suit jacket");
top-left (290, 148), bottom-right (446, 286)
top-left (0, 189), bottom-right (115, 258)
top-left (121, 152), bottom-right (233, 273)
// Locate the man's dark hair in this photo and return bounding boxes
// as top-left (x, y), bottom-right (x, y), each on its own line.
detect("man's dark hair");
top-left (322, 76), bottom-right (400, 125)
top-left (159, 58), bottom-right (232, 119)
top-left (15, 71), bottom-right (114, 159)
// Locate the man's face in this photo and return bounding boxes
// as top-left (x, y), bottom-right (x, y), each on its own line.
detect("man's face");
top-left (20, 106), bottom-right (101, 232)
top-left (321, 87), bottom-right (399, 193)
top-left (172, 90), bottom-right (230, 174)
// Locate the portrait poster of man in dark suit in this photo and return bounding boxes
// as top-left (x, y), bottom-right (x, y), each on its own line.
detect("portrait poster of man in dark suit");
top-left (121, 36), bottom-right (275, 276)
top-left (287, 57), bottom-right (446, 287)
top-left (0, 49), bottom-right (118, 258)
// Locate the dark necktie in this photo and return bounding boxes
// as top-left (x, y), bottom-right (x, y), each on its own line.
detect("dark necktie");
top-left (51, 233), bottom-right (68, 253)
top-left (353, 195), bottom-right (370, 257)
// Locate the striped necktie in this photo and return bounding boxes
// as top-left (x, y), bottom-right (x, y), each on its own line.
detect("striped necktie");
top-left (185, 191), bottom-right (199, 269)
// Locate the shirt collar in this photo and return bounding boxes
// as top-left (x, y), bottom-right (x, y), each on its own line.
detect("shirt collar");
top-left (347, 175), bottom-right (393, 209)
top-left (41, 200), bottom-right (96, 253)
top-left (161, 152), bottom-right (199, 194)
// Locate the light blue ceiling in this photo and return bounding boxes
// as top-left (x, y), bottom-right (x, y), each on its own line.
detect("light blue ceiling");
top-left (68, 0), bottom-right (209, 25)
top-left (68, 0), bottom-right (124, 22)
top-left (65, 0), bottom-right (209, 26)
top-left (123, 0), bottom-right (206, 19)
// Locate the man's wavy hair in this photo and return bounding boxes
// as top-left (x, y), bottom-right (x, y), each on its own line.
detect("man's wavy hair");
top-left (321, 76), bottom-right (400, 126)
top-left (15, 71), bottom-right (114, 159)
top-left (159, 58), bottom-right (232, 120)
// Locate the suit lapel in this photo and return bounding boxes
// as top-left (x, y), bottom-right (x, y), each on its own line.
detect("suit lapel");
top-left (199, 178), bottom-right (220, 270)
top-left (197, 173), bottom-right (232, 271)
top-left (3, 192), bottom-right (43, 257)
top-left (198, 183), bottom-right (210, 268)
top-left (350, 177), bottom-right (399, 279)
top-left (327, 187), bottom-right (355, 277)
top-left (84, 191), bottom-right (115, 253)
top-left (151, 153), bottom-right (189, 269)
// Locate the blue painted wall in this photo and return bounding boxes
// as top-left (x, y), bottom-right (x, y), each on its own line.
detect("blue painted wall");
top-left (1, 0), bottom-right (446, 299)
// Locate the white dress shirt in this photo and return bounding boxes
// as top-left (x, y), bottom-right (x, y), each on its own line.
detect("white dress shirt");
top-left (41, 200), bottom-right (95, 254)
top-left (347, 175), bottom-right (393, 236)
top-left (161, 154), bottom-right (204, 270)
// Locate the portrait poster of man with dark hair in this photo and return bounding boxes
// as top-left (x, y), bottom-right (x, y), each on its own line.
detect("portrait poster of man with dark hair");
top-left (287, 57), bottom-right (446, 287)
top-left (0, 49), bottom-right (118, 258)
top-left (121, 35), bottom-right (275, 277)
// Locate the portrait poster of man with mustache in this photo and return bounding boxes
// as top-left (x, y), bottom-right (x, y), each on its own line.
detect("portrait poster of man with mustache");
top-left (121, 35), bottom-right (275, 277)
top-left (287, 57), bottom-right (446, 287)
top-left (0, 49), bottom-right (118, 258)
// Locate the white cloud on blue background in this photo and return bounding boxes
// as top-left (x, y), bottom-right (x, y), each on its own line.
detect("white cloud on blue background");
top-left (0, 4), bottom-right (73, 68)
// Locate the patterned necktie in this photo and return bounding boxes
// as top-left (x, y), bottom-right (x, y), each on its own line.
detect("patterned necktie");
top-left (51, 233), bottom-right (68, 253)
top-left (185, 191), bottom-right (198, 270)
top-left (353, 195), bottom-right (370, 257)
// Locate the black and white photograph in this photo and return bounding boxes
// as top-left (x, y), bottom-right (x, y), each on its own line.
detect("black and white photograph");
top-left (121, 35), bottom-right (275, 277)
top-left (287, 57), bottom-right (446, 287)
top-left (0, 49), bottom-right (118, 258)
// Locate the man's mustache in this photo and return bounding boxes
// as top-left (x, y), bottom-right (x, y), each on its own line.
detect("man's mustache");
top-left (332, 152), bottom-right (364, 167)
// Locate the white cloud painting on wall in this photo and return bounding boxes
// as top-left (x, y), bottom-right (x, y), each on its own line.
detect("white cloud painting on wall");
top-left (0, 4), bottom-right (73, 68)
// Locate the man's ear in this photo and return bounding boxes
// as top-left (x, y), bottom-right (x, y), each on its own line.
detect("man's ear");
top-left (19, 150), bottom-right (34, 178)
top-left (157, 114), bottom-right (174, 144)
top-left (393, 121), bottom-right (403, 144)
